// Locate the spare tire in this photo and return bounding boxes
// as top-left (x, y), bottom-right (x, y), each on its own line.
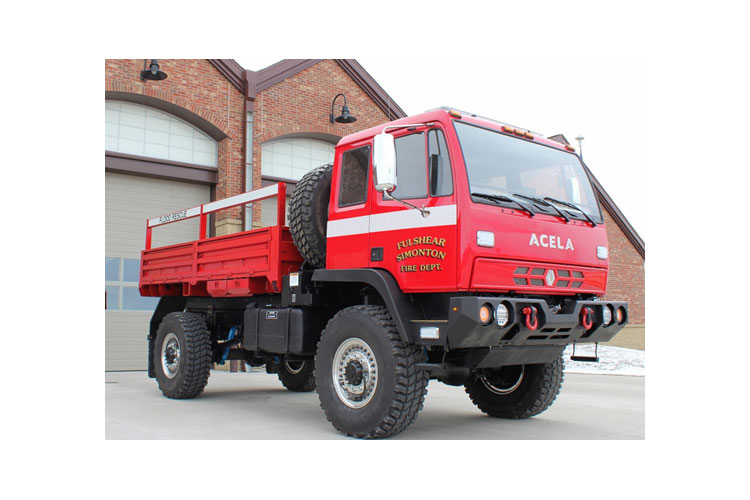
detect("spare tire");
top-left (289, 164), bottom-right (333, 268)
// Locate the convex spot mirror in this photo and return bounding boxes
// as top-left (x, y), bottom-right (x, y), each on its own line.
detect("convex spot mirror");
top-left (373, 132), bottom-right (397, 192)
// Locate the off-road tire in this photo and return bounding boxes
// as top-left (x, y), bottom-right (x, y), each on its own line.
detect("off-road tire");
top-left (289, 163), bottom-right (333, 268)
top-left (315, 305), bottom-right (429, 439)
top-left (464, 356), bottom-right (564, 419)
top-left (153, 311), bottom-right (212, 399)
top-left (277, 360), bottom-right (316, 392)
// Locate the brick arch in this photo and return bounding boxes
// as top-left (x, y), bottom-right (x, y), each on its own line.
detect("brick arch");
top-left (106, 81), bottom-right (232, 141)
top-left (258, 125), bottom-right (342, 145)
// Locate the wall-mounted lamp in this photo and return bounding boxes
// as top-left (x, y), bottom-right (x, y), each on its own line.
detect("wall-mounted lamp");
top-left (140, 59), bottom-right (168, 81)
top-left (330, 93), bottom-right (357, 124)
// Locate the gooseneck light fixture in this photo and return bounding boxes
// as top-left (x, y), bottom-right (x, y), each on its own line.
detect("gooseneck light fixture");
top-left (330, 93), bottom-right (357, 124)
top-left (140, 59), bottom-right (168, 81)
top-left (575, 135), bottom-right (584, 159)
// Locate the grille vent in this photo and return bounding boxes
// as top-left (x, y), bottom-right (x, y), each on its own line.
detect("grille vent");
top-left (513, 266), bottom-right (585, 289)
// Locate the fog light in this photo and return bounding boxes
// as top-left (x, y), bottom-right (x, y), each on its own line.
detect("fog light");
top-left (420, 327), bottom-right (439, 339)
top-left (479, 304), bottom-right (493, 325)
top-left (496, 303), bottom-right (509, 327)
top-left (602, 305), bottom-right (612, 325)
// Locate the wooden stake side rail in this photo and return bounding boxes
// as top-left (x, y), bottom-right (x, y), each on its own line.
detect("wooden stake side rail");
top-left (139, 184), bottom-right (303, 298)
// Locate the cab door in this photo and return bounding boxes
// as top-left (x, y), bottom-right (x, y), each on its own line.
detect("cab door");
top-left (326, 143), bottom-right (372, 269)
top-left (368, 126), bottom-right (457, 292)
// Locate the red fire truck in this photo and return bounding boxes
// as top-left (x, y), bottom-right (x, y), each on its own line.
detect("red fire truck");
top-left (139, 108), bottom-right (628, 438)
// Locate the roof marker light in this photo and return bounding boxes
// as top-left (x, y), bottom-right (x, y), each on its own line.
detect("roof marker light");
top-left (448, 110), bottom-right (462, 118)
top-left (565, 145), bottom-right (576, 152)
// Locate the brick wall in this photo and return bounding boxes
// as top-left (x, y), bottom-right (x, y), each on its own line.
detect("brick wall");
top-left (251, 60), bottom-right (392, 226)
top-left (602, 207), bottom-right (645, 326)
top-left (105, 59), bottom-right (246, 228)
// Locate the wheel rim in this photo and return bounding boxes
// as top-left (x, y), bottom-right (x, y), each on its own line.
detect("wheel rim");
top-left (161, 333), bottom-right (181, 379)
top-left (480, 365), bottom-right (525, 395)
top-left (332, 337), bottom-right (378, 409)
top-left (284, 360), bottom-right (305, 375)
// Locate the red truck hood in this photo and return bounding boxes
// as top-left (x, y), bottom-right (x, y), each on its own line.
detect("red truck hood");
top-left (460, 204), bottom-right (609, 295)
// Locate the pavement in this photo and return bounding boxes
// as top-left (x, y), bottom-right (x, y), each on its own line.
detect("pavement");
top-left (105, 369), bottom-right (644, 439)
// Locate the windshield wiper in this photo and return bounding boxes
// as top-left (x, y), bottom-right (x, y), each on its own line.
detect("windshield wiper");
top-left (471, 192), bottom-right (535, 217)
top-left (543, 197), bottom-right (597, 227)
top-left (513, 194), bottom-right (570, 223)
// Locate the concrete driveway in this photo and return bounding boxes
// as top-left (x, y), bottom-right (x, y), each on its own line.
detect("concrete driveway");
top-left (105, 369), bottom-right (644, 439)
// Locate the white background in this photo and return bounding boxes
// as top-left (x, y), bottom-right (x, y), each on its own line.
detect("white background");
top-left (4, 0), bottom-right (748, 499)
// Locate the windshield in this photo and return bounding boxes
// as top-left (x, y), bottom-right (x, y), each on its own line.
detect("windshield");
top-left (454, 121), bottom-right (602, 221)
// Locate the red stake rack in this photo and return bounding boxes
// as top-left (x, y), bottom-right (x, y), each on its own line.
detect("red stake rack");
top-left (139, 183), bottom-right (302, 298)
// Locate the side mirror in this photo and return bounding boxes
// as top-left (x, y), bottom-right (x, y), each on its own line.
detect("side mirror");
top-left (373, 132), bottom-right (397, 192)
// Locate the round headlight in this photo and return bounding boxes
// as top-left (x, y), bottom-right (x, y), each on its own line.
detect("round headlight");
top-left (496, 303), bottom-right (510, 327)
top-left (479, 304), bottom-right (493, 325)
top-left (602, 305), bottom-right (612, 326)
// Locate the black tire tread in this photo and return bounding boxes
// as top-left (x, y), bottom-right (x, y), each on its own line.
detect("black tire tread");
top-left (317, 305), bottom-right (429, 439)
top-left (277, 361), bottom-right (317, 392)
top-left (289, 164), bottom-right (332, 268)
top-left (157, 312), bottom-right (212, 399)
top-left (465, 356), bottom-right (564, 419)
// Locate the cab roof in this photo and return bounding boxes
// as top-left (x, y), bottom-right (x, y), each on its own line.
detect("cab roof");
top-left (336, 107), bottom-right (570, 152)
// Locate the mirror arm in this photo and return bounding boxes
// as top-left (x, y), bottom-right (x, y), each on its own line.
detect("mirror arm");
top-left (384, 191), bottom-right (430, 218)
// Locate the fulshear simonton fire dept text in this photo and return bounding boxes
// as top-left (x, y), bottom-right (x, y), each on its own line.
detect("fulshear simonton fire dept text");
top-left (396, 236), bottom-right (447, 263)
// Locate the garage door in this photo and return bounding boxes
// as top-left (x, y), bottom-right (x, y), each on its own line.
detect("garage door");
top-left (105, 172), bottom-right (210, 371)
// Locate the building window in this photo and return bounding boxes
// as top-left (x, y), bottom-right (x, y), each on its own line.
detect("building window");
top-left (105, 257), bottom-right (160, 311)
top-left (105, 101), bottom-right (218, 167)
top-left (261, 138), bottom-right (334, 181)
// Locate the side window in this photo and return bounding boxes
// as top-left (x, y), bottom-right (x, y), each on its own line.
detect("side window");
top-left (391, 132), bottom-right (427, 199)
top-left (339, 146), bottom-right (370, 206)
top-left (428, 129), bottom-right (453, 197)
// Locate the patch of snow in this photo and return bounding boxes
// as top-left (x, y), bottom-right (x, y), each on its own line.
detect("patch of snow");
top-left (562, 344), bottom-right (645, 376)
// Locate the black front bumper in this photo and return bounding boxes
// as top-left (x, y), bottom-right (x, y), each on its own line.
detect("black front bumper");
top-left (412, 296), bottom-right (628, 349)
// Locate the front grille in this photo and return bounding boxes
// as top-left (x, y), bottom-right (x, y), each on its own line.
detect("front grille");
top-left (513, 266), bottom-right (585, 289)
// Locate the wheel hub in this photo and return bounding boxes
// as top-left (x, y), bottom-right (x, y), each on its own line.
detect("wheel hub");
top-left (283, 360), bottom-right (305, 375)
top-left (161, 333), bottom-right (181, 379)
top-left (344, 360), bottom-right (364, 385)
top-left (480, 365), bottom-right (525, 395)
top-left (332, 337), bottom-right (378, 409)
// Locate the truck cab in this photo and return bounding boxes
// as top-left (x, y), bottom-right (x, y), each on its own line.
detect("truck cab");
top-left (327, 108), bottom-right (609, 295)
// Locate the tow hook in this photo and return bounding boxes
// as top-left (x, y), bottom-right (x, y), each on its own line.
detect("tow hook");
top-left (522, 306), bottom-right (539, 331)
top-left (580, 307), bottom-right (594, 330)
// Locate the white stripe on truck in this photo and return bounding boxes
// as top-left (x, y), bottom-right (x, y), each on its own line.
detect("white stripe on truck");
top-left (327, 204), bottom-right (457, 238)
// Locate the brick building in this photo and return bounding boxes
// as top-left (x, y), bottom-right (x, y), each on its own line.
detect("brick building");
top-left (104, 59), bottom-right (645, 371)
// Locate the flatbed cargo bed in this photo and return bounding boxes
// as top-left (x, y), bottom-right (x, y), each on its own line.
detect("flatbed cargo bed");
top-left (138, 183), bottom-right (300, 298)
top-left (139, 225), bottom-right (302, 297)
